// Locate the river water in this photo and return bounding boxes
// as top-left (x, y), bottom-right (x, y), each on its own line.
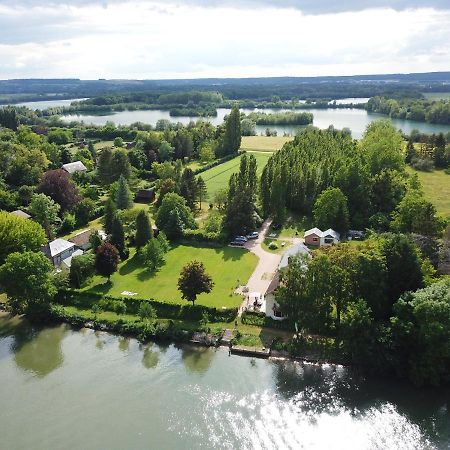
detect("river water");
top-left (0, 315), bottom-right (448, 450)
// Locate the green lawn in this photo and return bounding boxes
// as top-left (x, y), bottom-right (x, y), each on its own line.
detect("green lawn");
top-left (240, 135), bottom-right (292, 152)
top-left (202, 151), bottom-right (272, 197)
top-left (83, 244), bottom-right (258, 308)
top-left (407, 167), bottom-right (450, 218)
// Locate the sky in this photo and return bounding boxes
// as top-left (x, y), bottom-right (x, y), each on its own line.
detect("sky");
top-left (0, 0), bottom-right (449, 79)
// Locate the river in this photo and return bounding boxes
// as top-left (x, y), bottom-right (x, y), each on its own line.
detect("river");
top-left (0, 315), bottom-right (448, 450)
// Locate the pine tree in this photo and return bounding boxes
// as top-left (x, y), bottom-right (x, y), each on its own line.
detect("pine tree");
top-left (110, 214), bottom-right (127, 259)
top-left (115, 175), bottom-right (133, 210)
top-left (135, 209), bottom-right (153, 250)
top-left (196, 176), bottom-right (208, 209)
top-left (103, 198), bottom-right (117, 235)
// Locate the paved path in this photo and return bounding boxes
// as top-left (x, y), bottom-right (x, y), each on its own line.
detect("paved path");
top-left (236, 219), bottom-right (283, 314)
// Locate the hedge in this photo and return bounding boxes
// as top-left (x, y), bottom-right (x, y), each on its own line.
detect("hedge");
top-left (56, 290), bottom-right (237, 323)
top-left (241, 310), bottom-right (293, 330)
top-left (49, 305), bottom-right (192, 342)
top-left (191, 151), bottom-right (244, 176)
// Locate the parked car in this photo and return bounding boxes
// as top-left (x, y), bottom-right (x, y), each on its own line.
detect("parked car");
top-left (234, 235), bottom-right (248, 242)
top-left (246, 231), bottom-right (259, 239)
top-left (229, 240), bottom-right (244, 247)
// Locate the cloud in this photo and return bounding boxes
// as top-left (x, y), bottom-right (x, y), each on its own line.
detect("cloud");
top-left (1, 0), bottom-right (450, 14)
top-left (0, 1), bottom-right (449, 79)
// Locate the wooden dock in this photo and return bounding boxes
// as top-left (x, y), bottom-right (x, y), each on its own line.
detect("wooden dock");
top-left (230, 345), bottom-right (270, 358)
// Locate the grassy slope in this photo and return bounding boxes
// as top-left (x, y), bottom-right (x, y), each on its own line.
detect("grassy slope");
top-left (407, 167), bottom-right (450, 218)
top-left (203, 151), bottom-right (272, 197)
top-left (84, 244), bottom-right (258, 309)
top-left (240, 135), bottom-right (292, 152)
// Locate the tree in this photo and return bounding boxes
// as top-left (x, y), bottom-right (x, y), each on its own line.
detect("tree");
top-left (196, 176), bottom-right (208, 209)
top-left (95, 242), bottom-right (119, 281)
top-left (111, 149), bottom-right (131, 181)
top-left (158, 140), bottom-right (174, 161)
top-left (391, 190), bottom-right (445, 237)
top-left (115, 175), bottom-right (133, 210)
top-left (103, 198), bottom-right (117, 235)
top-left (155, 193), bottom-right (196, 240)
top-left (199, 143), bottom-right (215, 163)
top-left (37, 169), bottom-right (80, 212)
top-left (74, 198), bottom-right (96, 227)
top-left (241, 118), bottom-right (256, 136)
top-left (69, 253), bottom-right (95, 288)
top-left (135, 209), bottom-right (153, 250)
top-left (89, 230), bottom-right (102, 253)
top-left (47, 128), bottom-right (71, 145)
top-left (381, 234), bottom-right (424, 306)
top-left (213, 188), bottom-right (228, 212)
top-left (142, 238), bottom-right (166, 271)
top-left (0, 107), bottom-right (19, 130)
top-left (179, 168), bottom-right (198, 210)
top-left (177, 260), bottom-right (214, 305)
top-left (223, 154), bottom-right (258, 235)
top-left (391, 278), bottom-right (450, 386)
top-left (28, 193), bottom-right (61, 239)
top-left (360, 120), bottom-right (404, 175)
top-left (97, 147), bottom-right (114, 185)
top-left (114, 137), bottom-right (124, 147)
top-left (218, 105), bottom-right (241, 156)
top-left (156, 178), bottom-right (177, 206)
top-left (110, 214), bottom-right (128, 259)
top-left (0, 251), bottom-right (56, 316)
top-left (0, 211), bottom-right (46, 264)
top-left (313, 187), bottom-right (349, 234)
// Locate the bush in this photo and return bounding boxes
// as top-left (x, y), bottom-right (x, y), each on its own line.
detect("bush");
top-left (183, 228), bottom-right (223, 243)
top-left (268, 241), bottom-right (278, 250)
top-left (241, 311), bottom-right (293, 330)
top-left (411, 157), bottom-right (434, 172)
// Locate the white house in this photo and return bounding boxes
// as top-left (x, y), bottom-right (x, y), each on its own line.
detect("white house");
top-left (261, 273), bottom-right (285, 320)
top-left (304, 227), bottom-right (340, 247)
top-left (61, 161), bottom-right (87, 175)
top-left (43, 238), bottom-right (82, 268)
top-left (278, 242), bottom-right (310, 269)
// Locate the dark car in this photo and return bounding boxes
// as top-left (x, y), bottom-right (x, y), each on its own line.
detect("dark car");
top-left (229, 240), bottom-right (244, 247)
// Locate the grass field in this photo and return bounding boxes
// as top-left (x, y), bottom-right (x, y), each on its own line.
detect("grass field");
top-left (407, 167), bottom-right (450, 218)
top-left (240, 135), bottom-right (293, 152)
top-left (203, 151), bottom-right (272, 197)
top-left (84, 243), bottom-right (258, 308)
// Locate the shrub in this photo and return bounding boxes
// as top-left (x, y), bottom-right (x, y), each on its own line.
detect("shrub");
top-left (268, 241), bottom-right (278, 250)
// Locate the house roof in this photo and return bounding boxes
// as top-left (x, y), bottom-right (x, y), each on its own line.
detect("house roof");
top-left (69, 229), bottom-right (93, 247)
top-left (265, 272), bottom-right (280, 295)
top-left (48, 238), bottom-right (75, 257)
top-left (61, 161), bottom-right (87, 174)
top-left (11, 210), bottom-right (31, 219)
top-left (279, 242), bottom-right (310, 269)
top-left (61, 249), bottom-right (84, 269)
top-left (304, 227), bottom-right (323, 237)
top-left (323, 228), bottom-right (340, 240)
top-left (135, 189), bottom-right (154, 201)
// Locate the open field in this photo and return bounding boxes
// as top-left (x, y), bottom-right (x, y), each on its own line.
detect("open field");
top-left (240, 135), bottom-right (292, 152)
top-left (407, 167), bottom-right (450, 218)
top-left (84, 243), bottom-right (258, 308)
top-left (203, 151), bottom-right (272, 196)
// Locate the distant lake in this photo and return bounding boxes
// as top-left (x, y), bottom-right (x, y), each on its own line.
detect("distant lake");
top-left (1, 315), bottom-right (448, 450)
top-left (60, 106), bottom-right (450, 139)
top-left (16, 98), bottom-right (87, 109)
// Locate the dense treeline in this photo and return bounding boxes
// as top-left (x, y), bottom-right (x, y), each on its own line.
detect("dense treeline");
top-left (245, 111), bottom-right (313, 125)
top-left (367, 96), bottom-right (450, 125)
top-left (260, 122), bottom-right (445, 232)
top-left (277, 236), bottom-right (450, 386)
